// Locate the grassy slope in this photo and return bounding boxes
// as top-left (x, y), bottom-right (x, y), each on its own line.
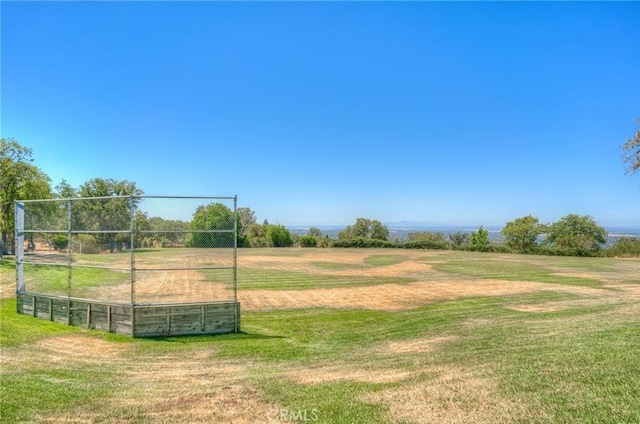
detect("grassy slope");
top-left (2, 251), bottom-right (640, 423)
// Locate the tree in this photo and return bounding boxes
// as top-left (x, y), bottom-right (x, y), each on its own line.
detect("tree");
top-left (1, 139), bottom-right (53, 255)
top-left (622, 118), bottom-right (640, 175)
top-left (546, 214), bottom-right (607, 253)
top-left (307, 227), bottom-right (322, 237)
top-left (266, 224), bottom-right (294, 247)
top-left (187, 202), bottom-right (237, 248)
top-left (55, 179), bottom-right (77, 198)
top-left (338, 218), bottom-right (389, 241)
top-left (74, 178), bottom-right (143, 252)
top-left (501, 215), bottom-right (546, 250)
top-left (449, 232), bottom-right (469, 246)
top-left (470, 226), bottom-right (490, 246)
top-left (247, 222), bottom-right (268, 247)
top-left (237, 207), bottom-right (256, 237)
top-left (148, 216), bottom-right (189, 247)
top-left (370, 220), bottom-right (389, 241)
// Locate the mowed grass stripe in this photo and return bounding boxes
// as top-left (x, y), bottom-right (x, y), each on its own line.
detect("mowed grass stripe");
top-left (362, 255), bottom-right (410, 267)
top-left (433, 259), bottom-right (603, 287)
top-left (202, 268), bottom-right (417, 290)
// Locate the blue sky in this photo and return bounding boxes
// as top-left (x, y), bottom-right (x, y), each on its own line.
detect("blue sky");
top-left (2, 1), bottom-right (639, 228)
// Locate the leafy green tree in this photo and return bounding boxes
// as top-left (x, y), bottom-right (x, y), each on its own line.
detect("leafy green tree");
top-left (546, 214), bottom-right (607, 253)
top-left (501, 215), bottom-right (546, 250)
top-left (133, 211), bottom-right (152, 248)
top-left (338, 218), bottom-right (389, 241)
top-left (470, 226), bottom-right (490, 246)
top-left (308, 227), bottom-right (322, 237)
top-left (622, 118), bottom-right (640, 175)
top-left (247, 222), bottom-right (268, 247)
top-left (266, 224), bottom-right (294, 247)
top-left (74, 178), bottom-right (143, 252)
top-left (148, 216), bottom-right (189, 247)
top-left (449, 232), bottom-right (469, 246)
top-left (55, 179), bottom-right (77, 198)
top-left (370, 220), bottom-right (389, 241)
top-left (1, 139), bottom-right (53, 255)
top-left (187, 202), bottom-right (236, 248)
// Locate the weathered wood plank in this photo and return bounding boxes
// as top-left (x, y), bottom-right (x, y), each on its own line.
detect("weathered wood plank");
top-left (16, 293), bottom-right (238, 337)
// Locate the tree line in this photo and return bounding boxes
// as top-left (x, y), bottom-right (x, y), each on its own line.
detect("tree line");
top-left (2, 122), bottom-right (640, 257)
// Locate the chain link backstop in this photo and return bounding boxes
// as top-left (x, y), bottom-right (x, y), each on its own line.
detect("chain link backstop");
top-left (14, 195), bottom-right (240, 337)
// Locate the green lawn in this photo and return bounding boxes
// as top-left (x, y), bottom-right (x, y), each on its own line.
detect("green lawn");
top-left (2, 250), bottom-right (639, 423)
top-left (432, 259), bottom-right (604, 287)
top-left (231, 268), bottom-right (417, 290)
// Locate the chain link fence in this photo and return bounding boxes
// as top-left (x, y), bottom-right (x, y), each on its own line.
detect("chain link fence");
top-left (15, 195), bottom-right (238, 306)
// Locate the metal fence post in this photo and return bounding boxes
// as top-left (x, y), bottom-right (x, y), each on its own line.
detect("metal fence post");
top-left (130, 195), bottom-right (136, 305)
top-left (233, 195), bottom-right (239, 332)
top-left (67, 200), bottom-right (72, 298)
top-left (14, 202), bottom-right (25, 295)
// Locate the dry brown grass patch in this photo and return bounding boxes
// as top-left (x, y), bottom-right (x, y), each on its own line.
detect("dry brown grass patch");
top-left (2, 335), bottom-right (131, 370)
top-left (282, 363), bottom-right (414, 385)
top-left (367, 365), bottom-right (525, 424)
top-left (386, 335), bottom-right (459, 354)
top-left (239, 279), bottom-right (563, 311)
top-left (109, 348), bottom-right (276, 424)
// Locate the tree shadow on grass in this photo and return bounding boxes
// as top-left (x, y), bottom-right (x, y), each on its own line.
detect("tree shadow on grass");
top-left (145, 331), bottom-right (286, 343)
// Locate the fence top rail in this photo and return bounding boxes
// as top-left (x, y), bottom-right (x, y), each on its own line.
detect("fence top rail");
top-left (15, 195), bottom-right (237, 203)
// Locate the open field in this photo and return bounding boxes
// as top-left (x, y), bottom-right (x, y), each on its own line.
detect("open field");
top-left (2, 248), bottom-right (640, 423)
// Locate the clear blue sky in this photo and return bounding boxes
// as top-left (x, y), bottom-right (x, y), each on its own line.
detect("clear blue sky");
top-left (2, 1), bottom-right (639, 228)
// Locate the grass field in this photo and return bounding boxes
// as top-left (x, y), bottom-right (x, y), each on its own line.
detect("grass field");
top-left (1, 248), bottom-right (640, 423)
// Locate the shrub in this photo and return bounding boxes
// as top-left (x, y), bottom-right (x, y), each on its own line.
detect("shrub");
top-left (51, 234), bottom-right (68, 251)
top-left (317, 236), bottom-right (334, 248)
top-left (266, 224), bottom-right (294, 247)
top-left (73, 234), bottom-right (99, 254)
top-left (402, 240), bottom-right (449, 250)
top-left (299, 235), bottom-right (318, 248)
top-left (453, 243), bottom-right (513, 254)
top-left (333, 238), bottom-right (398, 248)
top-left (605, 237), bottom-right (640, 257)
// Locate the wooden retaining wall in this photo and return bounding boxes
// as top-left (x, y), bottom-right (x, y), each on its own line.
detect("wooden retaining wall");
top-left (17, 293), bottom-right (240, 337)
